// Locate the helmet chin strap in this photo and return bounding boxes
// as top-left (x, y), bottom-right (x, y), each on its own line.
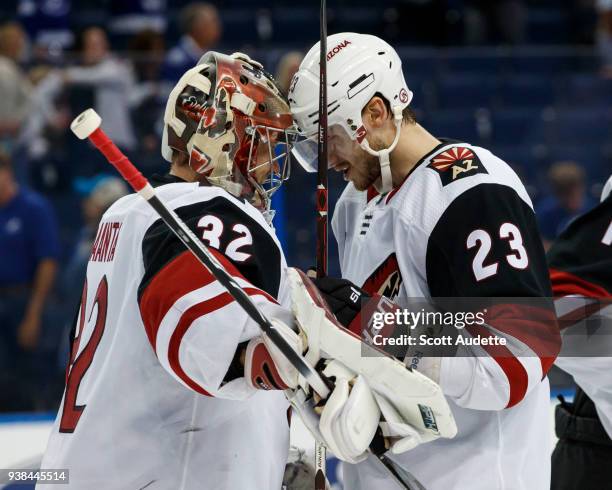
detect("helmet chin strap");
top-left (359, 106), bottom-right (403, 194)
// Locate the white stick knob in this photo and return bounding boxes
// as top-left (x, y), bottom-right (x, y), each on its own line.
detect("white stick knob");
top-left (70, 108), bottom-right (102, 139)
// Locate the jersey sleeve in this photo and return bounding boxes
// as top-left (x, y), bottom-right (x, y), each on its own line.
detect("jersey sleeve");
top-left (137, 194), bottom-right (288, 400)
top-left (418, 183), bottom-right (560, 409)
top-left (546, 197), bottom-right (612, 435)
top-left (548, 196), bottom-right (611, 354)
top-left (548, 196), bottom-right (612, 299)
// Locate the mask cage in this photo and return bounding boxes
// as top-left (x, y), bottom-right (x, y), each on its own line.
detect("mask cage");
top-left (246, 124), bottom-right (300, 214)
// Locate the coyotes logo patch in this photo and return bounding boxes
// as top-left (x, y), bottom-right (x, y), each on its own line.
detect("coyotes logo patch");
top-left (361, 253), bottom-right (403, 299)
top-left (428, 147), bottom-right (487, 186)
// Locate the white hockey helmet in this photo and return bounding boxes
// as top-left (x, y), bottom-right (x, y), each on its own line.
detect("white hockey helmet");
top-left (289, 32), bottom-right (413, 193)
top-left (161, 51), bottom-right (298, 219)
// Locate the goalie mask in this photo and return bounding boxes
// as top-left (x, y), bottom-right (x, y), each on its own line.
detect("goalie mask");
top-left (162, 51), bottom-right (298, 219)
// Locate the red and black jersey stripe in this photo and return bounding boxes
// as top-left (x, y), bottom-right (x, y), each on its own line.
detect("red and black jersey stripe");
top-left (137, 195), bottom-right (282, 303)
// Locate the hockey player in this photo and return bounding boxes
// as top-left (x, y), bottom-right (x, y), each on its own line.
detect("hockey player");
top-left (39, 51), bottom-right (437, 490)
top-left (549, 175), bottom-right (612, 490)
top-left (290, 33), bottom-right (561, 489)
top-left (38, 51), bottom-right (300, 490)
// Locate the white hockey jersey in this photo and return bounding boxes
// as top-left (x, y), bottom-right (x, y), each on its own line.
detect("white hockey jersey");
top-left (332, 142), bottom-right (560, 490)
top-left (39, 175), bottom-right (291, 490)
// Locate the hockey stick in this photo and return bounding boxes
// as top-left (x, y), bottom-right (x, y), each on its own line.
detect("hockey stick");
top-left (71, 110), bottom-right (421, 490)
top-left (70, 108), bottom-right (331, 401)
top-left (311, 5), bottom-right (427, 489)
top-left (316, 0), bottom-right (328, 281)
top-left (314, 0), bottom-right (329, 487)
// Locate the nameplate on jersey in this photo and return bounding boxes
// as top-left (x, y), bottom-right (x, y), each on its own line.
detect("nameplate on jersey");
top-left (428, 146), bottom-right (487, 186)
top-left (90, 221), bottom-right (123, 263)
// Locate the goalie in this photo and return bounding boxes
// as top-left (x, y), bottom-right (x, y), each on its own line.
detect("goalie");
top-left (38, 51), bottom-right (452, 490)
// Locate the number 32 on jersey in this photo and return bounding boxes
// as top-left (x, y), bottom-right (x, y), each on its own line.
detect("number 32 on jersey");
top-left (197, 214), bottom-right (253, 262)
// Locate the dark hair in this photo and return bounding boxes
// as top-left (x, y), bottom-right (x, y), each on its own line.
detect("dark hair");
top-left (548, 161), bottom-right (585, 196)
top-left (128, 29), bottom-right (165, 81)
top-left (171, 151), bottom-right (189, 167)
top-left (72, 25), bottom-right (107, 53)
top-left (401, 106), bottom-right (417, 125)
top-left (371, 92), bottom-right (417, 125)
top-left (128, 29), bottom-right (165, 53)
top-left (179, 3), bottom-right (216, 35)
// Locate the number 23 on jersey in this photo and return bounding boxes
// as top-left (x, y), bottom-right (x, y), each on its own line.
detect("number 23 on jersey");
top-left (467, 222), bottom-right (529, 282)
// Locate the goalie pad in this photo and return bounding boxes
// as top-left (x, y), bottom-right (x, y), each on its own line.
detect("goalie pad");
top-left (318, 360), bottom-right (380, 464)
top-left (374, 392), bottom-right (423, 454)
top-left (287, 268), bottom-right (457, 443)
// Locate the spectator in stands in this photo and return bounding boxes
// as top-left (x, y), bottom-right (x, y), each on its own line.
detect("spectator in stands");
top-left (0, 22), bottom-right (31, 153)
top-left (64, 26), bottom-right (137, 150)
top-left (536, 161), bottom-right (595, 249)
top-left (128, 29), bottom-right (166, 168)
top-left (596, 0), bottom-right (612, 76)
top-left (61, 176), bottom-right (128, 302)
top-left (275, 51), bottom-right (303, 95)
top-left (129, 29), bottom-right (166, 83)
top-left (17, 63), bottom-right (74, 190)
top-left (161, 3), bottom-right (221, 83)
top-left (0, 151), bottom-right (59, 410)
top-left (0, 21), bottom-right (28, 66)
top-left (464, 0), bottom-right (526, 45)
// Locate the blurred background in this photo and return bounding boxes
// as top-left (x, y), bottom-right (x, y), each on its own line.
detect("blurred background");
top-left (0, 0), bottom-right (609, 485)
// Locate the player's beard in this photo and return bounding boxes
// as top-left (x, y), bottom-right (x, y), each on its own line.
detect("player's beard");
top-left (350, 153), bottom-right (381, 191)
top-left (349, 134), bottom-right (388, 191)
top-left (330, 131), bottom-right (387, 191)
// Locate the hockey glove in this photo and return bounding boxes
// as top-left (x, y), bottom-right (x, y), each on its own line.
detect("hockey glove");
top-left (244, 319), bottom-right (306, 391)
top-left (292, 359), bottom-right (380, 464)
top-left (309, 275), bottom-right (371, 328)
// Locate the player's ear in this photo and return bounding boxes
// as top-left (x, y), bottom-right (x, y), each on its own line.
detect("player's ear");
top-left (362, 96), bottom-right (387, 129)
